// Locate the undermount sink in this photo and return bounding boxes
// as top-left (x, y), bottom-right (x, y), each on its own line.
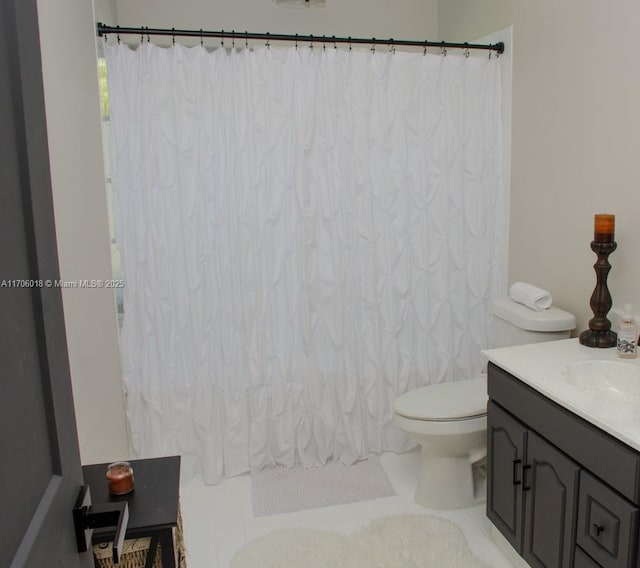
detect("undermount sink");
top-left (562, 360), bottom-right (640, 401)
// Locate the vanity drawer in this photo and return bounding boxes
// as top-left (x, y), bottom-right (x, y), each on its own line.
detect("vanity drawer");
top-left (574, 546), bottom-right (602, 567)
top-left (576, 471), bottom-right (639, 568)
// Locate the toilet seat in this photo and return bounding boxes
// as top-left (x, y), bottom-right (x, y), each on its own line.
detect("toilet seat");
top-left (394, 376), bottom-right (487, 422)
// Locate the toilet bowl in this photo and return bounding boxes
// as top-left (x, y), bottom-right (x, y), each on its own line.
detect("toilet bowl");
top-left (393, 296), bottom-right (576, 510)
top-left (394, 376), bottom-right (488, 509)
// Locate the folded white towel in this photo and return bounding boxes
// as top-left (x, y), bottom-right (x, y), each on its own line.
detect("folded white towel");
top-left (509, 282), bottom-right (553, 311)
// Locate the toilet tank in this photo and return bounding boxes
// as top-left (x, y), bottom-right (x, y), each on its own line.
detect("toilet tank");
top-left (492, 297), bottom-right (576, 348)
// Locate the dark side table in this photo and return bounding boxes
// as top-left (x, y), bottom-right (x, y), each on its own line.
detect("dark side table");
top-left (82, 455), bottom-right (181, 568)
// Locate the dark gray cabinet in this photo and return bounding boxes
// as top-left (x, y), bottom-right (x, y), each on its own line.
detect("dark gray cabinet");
top-left (488, 362), bottom-right (640, 568)
top-left (488, 401), bottom-right (579, 567)
top-left (487, 401), bottom-right (526, 551)
top-left (523, 430), bottom-right (580, 567)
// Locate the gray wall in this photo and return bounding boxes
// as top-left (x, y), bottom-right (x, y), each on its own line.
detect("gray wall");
top-left (94, 0), bottom-right (117, 25)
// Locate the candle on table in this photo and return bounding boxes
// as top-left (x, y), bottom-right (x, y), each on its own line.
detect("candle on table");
top-left (106, 461), bottom-right (134, 495)
top-left (594, 214), bottom-right (615, 243)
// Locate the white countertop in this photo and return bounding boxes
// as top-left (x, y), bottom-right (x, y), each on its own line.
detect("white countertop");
top-left (482, 338), bottom-right (640, 452)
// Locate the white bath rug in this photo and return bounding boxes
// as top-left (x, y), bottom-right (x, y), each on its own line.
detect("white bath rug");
top-left (251, 457), bottom-right (395, 516)
top-left (231, 514), bottom-right (492, 568)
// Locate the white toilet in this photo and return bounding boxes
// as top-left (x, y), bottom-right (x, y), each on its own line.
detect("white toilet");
top-left (393, 296), bottom-right (576, 510)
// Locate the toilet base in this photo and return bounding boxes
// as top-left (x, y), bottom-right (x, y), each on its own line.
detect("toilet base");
top-left (414, 452), bottom-right (486, 510)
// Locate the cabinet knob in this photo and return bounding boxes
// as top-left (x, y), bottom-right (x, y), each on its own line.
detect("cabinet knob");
top-left (593, 523), bottom-right (604, 537)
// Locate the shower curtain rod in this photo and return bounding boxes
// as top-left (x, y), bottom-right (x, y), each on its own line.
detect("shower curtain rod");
top-left (96, 23), bottom-right (505, 54)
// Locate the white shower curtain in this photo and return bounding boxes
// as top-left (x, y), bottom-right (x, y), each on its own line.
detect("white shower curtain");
top-left (105, 42), bottom-right (505, 484)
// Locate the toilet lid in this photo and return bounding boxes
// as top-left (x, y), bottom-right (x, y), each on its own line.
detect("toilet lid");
top-left (394, 376), bottom-right (487, 421)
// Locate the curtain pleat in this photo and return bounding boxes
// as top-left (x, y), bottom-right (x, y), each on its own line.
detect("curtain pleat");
top-left (105, 43), bottom-right (505, 484)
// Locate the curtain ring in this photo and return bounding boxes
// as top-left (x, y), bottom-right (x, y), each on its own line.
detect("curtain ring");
top-left (440, 41), bottom-right (447, 57)
top-left (245, 31), bottom-right (248, 49)
top-left (371, 38), bottom-right (376, 54)
top-left (389, 39), bottom-right (395, 54)
top-left (323, 35), bottom-right (326, 51)
top-left (295, 33), bottom-right (298, 50)
top-left (310, 34), bottom-right (314, 50)
top-left (423, 40), bottom-right (427, 56)
top-left (333, 35), bottom-right (337, 50)
top-left (146, 26), bottom-right (150, 43)
top-left (348, 36), bottom-right (352, 52)
top-left (266, 32), bottom-right (270, 49)
top-left (200, 29), bottom-right (203, 47)
top-left (221, 30), bottom-right (224, 48)
top-left (116, 25), bottom-right (120, 44)
top-left (140, 26), bottom-right (144, 45)
top-left (464, 42), bottom-right (470, 58)
top-left (172, 27), bottom-right (175, 46)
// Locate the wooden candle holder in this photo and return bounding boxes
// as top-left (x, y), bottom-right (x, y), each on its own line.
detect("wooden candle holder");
top-left (578, 240), bottom-right (617, 348)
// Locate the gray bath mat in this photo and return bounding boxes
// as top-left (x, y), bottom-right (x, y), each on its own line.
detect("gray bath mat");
top-left (251, 456), bottom-right (396, 516)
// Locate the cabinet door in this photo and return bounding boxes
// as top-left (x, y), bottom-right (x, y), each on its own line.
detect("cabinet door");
top-left (523, 431), bottom-right (580, 568)
top-left (487, 401), bottom-right (527, 553)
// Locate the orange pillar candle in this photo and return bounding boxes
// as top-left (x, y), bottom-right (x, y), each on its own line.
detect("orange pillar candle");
top-left (594, 214), bottom-right (615, 243)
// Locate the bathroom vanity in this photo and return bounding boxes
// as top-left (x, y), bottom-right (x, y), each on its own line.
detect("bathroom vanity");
top-left (484, 339), bottom-right (640, 568)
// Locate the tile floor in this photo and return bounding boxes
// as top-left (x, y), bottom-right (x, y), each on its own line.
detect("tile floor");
top-left (179, 449), bottom-right (514, 568)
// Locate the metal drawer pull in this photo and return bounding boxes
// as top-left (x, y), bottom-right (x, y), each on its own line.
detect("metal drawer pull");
top-left (593, 523), bottom-right (604, 537)
top-left (512, 459), bottom-right (522, 485)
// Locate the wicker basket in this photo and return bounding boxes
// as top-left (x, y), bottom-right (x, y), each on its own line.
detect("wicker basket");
top-left (93, 506), bottom-right (186, 568)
